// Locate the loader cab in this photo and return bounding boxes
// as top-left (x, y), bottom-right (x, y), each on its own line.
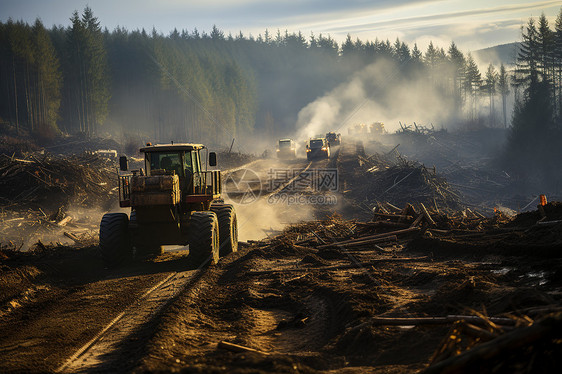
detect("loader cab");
top-left (144, 150), bottom-right (201, 179)
top-left (140, 143), bottom-right (206, 179)
top-left (134, 143), bottom-right (219, 200)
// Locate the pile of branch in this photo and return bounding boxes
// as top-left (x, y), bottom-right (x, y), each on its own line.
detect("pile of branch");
top-left (271, 209), bottom-right (424, 252)
top-left (284, 201), bottom-right (562, 254)
top-left (396, 122), bottom-right (443, 136)
top-left (0, 206), bottom-right (100, 251)
top-left (218, 151), bottom-right (257, 170)
top-left (423, 312), bottom-right (562, 373)
top-left (0, 152), bottom-right (117, 209)
top-left (267, 202), bottom-right (490, 253)
top-left (354, 159), bottom-right (463, 212)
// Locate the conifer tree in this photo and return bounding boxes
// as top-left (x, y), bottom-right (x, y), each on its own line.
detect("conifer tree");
top-left (464, 53), bottom-right (482, 121)
top-left (497, 63), bottom-right (510, 128)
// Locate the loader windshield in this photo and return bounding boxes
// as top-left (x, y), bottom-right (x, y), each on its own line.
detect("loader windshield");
top-left (146, 152), bottom-right (184, 176)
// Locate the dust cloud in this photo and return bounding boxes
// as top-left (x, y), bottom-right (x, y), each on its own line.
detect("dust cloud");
top-left (295, 58), bottom-right (457, 139)
top-left (231, 198), bottom-right (315, 242)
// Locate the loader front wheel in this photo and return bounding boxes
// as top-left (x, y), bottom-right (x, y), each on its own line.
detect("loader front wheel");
top-left (188, 211), bottom-right (219, 266)
top-left (211, 204), bottom-right (238, 256)
top-left (99, 213), bottom-right (132, 267)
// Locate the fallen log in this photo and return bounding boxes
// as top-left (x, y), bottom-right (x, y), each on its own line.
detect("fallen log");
top-left (57, 216), bottom-right (73, 227)
top-left (317, 227), bottom-right (420, 249)
top-left (64, 232), bottom-right (81, 243)
top-left (331, 235), bottom-right (397, 248)
top-left (384, 202), bottom-right (402, 212)
top-left (372, 212), bottom-right (413, 220)
top-left (419, 203), bottom-right (436, 226)
top-left (367, 221), bottom-right (411, 229)
top-left (248, 256), bottom-right (429, 275)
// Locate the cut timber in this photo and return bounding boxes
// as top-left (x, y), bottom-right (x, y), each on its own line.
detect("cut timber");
top-left (317, 227), bottom-right (419, 249)
top-left (64, 232), bottom-right (81, 243)
top-left (368, 221), bottom-right (411, 229)
top-left (419, 203), bottom-right (436, 226)
top-left (384, 202), bottom-right (401, 212)
top-left (422, 312), bottom-right (562, 374)
top-left (248, 256), bottom-right (429, 275)
top-left (349, 315), bottom-right (515, 334)
top-left (57, 216), bottom-right (73, 227)
top-left (373, 212), bottom-right (413, 220)
top-left (217, 341), bottom-right (269, 355)
top-left (333, 235), bottom-right (397, 248)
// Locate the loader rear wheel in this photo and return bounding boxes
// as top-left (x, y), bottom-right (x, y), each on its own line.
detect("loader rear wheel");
top-left (188, 211), bottom-right (219, 266)
top-left (99, 213), bottom-right (132, 267)
top-left (211, 204), bottom-right (238, 256)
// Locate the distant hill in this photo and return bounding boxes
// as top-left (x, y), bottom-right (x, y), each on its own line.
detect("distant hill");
top-left (472, 42), bottom-right (520, 67)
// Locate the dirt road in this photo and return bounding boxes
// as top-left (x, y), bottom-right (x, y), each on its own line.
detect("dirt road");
top-left (0, 152), bottom-right (335, 372)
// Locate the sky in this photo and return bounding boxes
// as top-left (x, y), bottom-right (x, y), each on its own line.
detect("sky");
top-left (1, 0), bottom-right (561, 51)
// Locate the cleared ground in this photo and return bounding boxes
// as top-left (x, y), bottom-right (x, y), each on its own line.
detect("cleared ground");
top-left (0, 141), bottom-right (561, 373)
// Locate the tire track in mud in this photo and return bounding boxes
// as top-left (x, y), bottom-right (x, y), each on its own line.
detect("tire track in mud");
top-left (229, 252), bottom-right (347, 356)
top-left (56, 265), bottom-right (208, 373)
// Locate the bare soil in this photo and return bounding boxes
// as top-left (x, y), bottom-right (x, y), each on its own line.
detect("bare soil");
top-left (1, 137), bottom-right (561, 372)
top-left (1, 211), bottom-right (561, 372)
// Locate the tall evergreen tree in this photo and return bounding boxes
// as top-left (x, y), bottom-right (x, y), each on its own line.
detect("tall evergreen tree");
top-left (464, 53), bottom-right (482, 121)
top-left (514, 18), bottom-right (540, 95)
top-left (497, 63), bottom-right (510, 128)
top-left (31, 18), bottom-right (62, 136)
top-left (410, 43), bottom-right (422, 67)
top-left (448, 42), bottom-right (466, 112)
top-left (483, 64), bottom-right (498, 126)
top-left (553, 8), bottom-right (562, 121)
top-left (424, 42), bottom-right (439, 84)
top-left (504, 13), bottom-right (560, 188)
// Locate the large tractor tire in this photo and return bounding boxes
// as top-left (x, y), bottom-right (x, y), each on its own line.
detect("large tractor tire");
top-left (99, 213), bottom-right (132, 266)
top-left (188, 211), bottom-right (219, 266)
top-left (211, 204), bottom-right (238, 256)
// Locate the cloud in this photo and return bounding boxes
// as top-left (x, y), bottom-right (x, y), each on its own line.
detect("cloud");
top-left (323, 0), bottom-right (561, 34)
top-left (1, 0), bottom-right (561, 50)
top-left (398, 19), bottom-right (524, 50)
